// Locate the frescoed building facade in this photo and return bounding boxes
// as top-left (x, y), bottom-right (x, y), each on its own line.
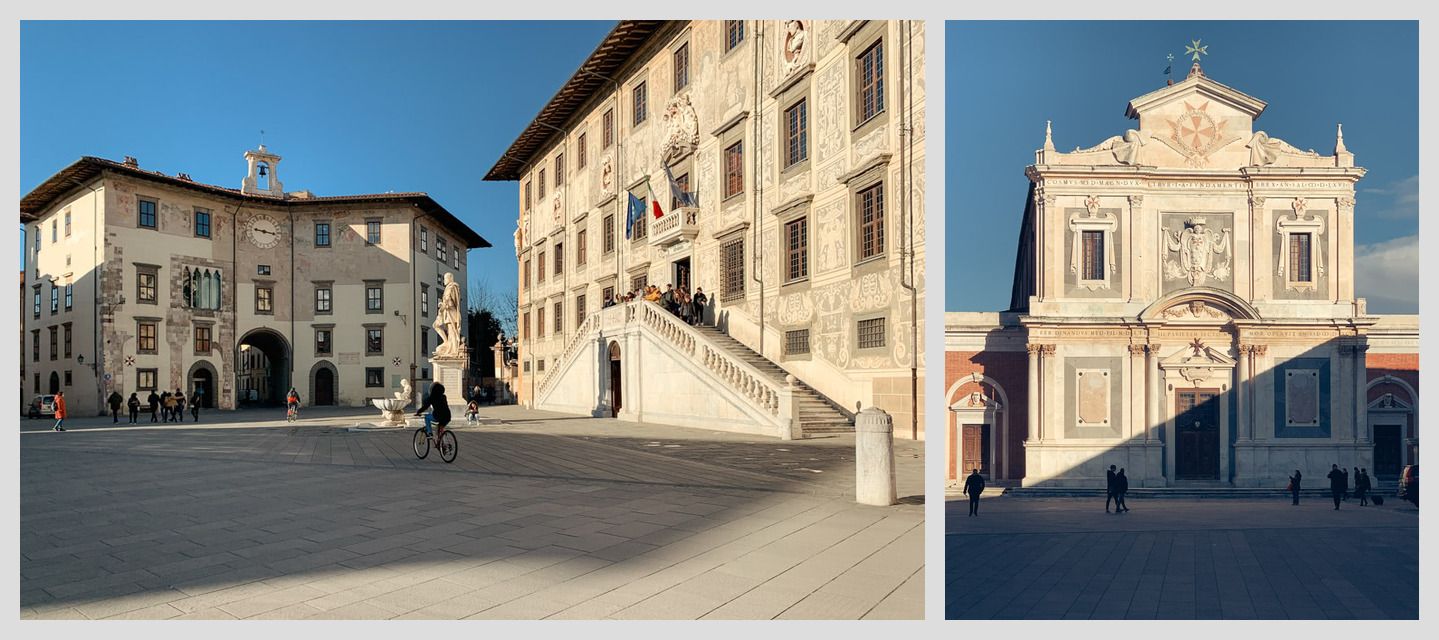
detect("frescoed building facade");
top-left (487, 20), bottom-right (926, 439)
top-left (946, 62), bottom-right (1418, 487)
top-left (21, 149), bottom-right (486, 416)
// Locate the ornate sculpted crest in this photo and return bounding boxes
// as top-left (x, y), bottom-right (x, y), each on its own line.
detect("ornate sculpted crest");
top-left (552, 190), bottom-right (563, 222)
top-left (782, 20), bottom-right (808, 76)
top-left (1164, 217), bottom-right (1232, 286)
top-left (661, 93), bottom-right (700, 163)
top-left (599, 155), bottom-right (614, 194)
top-left (1161, 300), bottom-right (1230, 321)
top-left (1158, 101), bottom-right (1240, 167)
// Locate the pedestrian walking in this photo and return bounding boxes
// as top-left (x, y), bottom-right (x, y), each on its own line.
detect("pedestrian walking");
top-left (963, 468), bottom-right (986, 516)
top-left (692, 288), bottom-right (708, 326)
top-left (190, 392), bottom-right (201, 422)
top-left (1105, 464), bottom-right (1119, 513)
top-left (127, 392), bottom-right (140, 424)
top-left (51, 390), bottom-right (67, 431)
top-left (1115, 468), bottom-right (1131, 512)
top-left (1356, 468), bottom-right (1371, 506)
top-left (1328, 464), bottom-right (1346, 510)
top-left (1288, 469), bottom-right (1302, 505)
top-left (173, 389), bottom-right (186, 423)
top-left (162, 392), bottom-right (175, 422)
top-left (107, 391), bottom-right (123, 423)
top-left (147, 390), bottom-right (160, 422)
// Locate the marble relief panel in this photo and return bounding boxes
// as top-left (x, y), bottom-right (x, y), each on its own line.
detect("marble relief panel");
top-left (1063, 356), bottom-right (1123, 439)
top-left (814, 60), bottom-right (846, 166)
top-left (813, 199), bottom-right (847, 271)
top-left (1161, 212), bottom-right (1235, 296)
top-left (1273, 357), bottom-right (1331, 438)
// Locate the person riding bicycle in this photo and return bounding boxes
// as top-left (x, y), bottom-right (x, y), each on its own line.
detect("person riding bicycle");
top-left (285, 387), bottom-right (301, 418)
top-left (414, 382), bottom-right (452, 444)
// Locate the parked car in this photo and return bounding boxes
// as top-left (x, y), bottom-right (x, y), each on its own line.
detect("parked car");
top-left (1399, 464), bottom-right (1419, 507)
top-left (26, 394), bottom-right (57, 419)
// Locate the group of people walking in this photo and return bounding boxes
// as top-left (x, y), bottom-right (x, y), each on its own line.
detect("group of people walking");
top-left (105, 388), bottom-right (202, 424)
top-left (1312, 464), bottom-right (1378, 509)
top-left (1106, 465), bottom-right (1131, 513)
top-left (602, 284), bottom-right (709, 326)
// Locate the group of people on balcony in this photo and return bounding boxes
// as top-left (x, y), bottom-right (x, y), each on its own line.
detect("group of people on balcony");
top-left (600, 283), bottom-right (709, 326)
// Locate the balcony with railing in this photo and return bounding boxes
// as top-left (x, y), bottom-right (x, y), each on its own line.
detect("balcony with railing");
top-left (648, 207), bottom-right (700, 247)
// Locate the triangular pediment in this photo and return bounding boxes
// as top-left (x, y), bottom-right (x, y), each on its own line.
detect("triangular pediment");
top-left (1124, 72), bottom-right (1267, 123)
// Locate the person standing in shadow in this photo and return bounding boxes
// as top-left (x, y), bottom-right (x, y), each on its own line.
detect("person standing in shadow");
top-left (1356, 468), bottom-right (1371, 506)
top-left (1115, 468), bottom-right (1131, 512)
top-left (963, 468), bottom-right (986, 517)
top-left (1328, 464), bottom-right (1346, 510)
top-left (1105, 464), bottom-right (1118, 513)
top-left (1289, 469), bottom-right (1302, 506)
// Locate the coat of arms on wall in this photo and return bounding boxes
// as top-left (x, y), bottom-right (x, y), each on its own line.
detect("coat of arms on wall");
top-left (1156, 100), bottom-right (1242, 167)
top-left (1164, 217), bottom-right (1231, 287)
top-left (661, 93), bottom-right (700, 163)
top-left (599, 155), bottom-right (614, 194)
top-left (782, 20), bottom-right (808, 77)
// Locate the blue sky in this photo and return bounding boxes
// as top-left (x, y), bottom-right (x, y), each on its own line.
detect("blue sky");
top-left (945, 21), bottom-right (1419, 313)
top-left (21, 20), bottom-right (616, 303)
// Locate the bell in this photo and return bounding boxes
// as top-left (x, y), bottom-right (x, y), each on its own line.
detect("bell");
top-left (258, 164), bottom-right (268, 177)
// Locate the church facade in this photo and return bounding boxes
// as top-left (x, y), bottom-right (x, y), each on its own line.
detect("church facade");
top-left (21, 148), bottom-right (486, 416)
top-left (488, 20), bottom-right (926, 439)
top-left (946, 63), bottom-right (1418, 488)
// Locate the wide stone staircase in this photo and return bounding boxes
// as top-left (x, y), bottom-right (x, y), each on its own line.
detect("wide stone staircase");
top-left (692, 325), bottom-right (854, 434)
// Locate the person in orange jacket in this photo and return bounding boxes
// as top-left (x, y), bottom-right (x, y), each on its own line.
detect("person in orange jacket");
top-left (52, 390), bottom-right (67, 432)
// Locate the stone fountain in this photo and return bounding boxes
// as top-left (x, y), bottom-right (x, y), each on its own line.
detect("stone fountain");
top-left (370, 378), bottom-right (414, 427)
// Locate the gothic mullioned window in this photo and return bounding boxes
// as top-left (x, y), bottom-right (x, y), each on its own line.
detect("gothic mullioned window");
top-left (181, 267), bottom-right (223, 310)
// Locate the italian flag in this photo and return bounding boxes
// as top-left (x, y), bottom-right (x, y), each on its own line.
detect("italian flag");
top-left (647, 179), bottom-right (664, 219)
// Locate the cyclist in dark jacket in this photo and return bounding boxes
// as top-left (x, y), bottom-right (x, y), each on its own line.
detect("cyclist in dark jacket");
top-left (415, 382), bottom-right (453, 442)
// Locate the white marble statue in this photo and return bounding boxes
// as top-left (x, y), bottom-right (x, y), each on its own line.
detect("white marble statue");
top-left (432, 272), bottom-right (466, 359)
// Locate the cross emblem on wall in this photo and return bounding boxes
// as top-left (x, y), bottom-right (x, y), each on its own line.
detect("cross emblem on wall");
top-left (1189, 337), bottom-right (1206, 356)
top-left (393, 357), bottom-right (402, 366)
top-left (124, 355), bottom-right (135, 367)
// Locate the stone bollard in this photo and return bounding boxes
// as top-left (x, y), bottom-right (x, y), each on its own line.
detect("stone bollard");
top-left (855, 406), bottom-right (896, 506)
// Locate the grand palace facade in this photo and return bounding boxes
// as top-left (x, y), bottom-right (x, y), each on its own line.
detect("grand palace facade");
top-left (488, 20), bottom-right (926, 439)
top-left (945, 63), bottom-right (1419, 488)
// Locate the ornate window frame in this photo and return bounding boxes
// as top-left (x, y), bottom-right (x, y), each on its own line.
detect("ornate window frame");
top-left (1275, 197), bottom-right (1326, 292)
top-left (1068, 195), bottom-right (1117, 291)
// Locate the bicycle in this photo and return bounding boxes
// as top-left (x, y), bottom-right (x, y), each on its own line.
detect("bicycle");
top-left (413, 412), bottom-right (457, 463)
top-left (286, 404), bottom-right (298, 423)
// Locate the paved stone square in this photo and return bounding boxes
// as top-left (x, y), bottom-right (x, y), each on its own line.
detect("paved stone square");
top-left (945, 492), bottom-right (1417, 620)
top-left (20, 406), bottom-right (922, 620)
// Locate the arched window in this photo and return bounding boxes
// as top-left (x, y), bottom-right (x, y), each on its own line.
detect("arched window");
top-left (213, 272), bottom-right (222, 310)
top-left (182, 267), bottom-right (193, 307)
top-left (202, 271), bottom-right (212, 310)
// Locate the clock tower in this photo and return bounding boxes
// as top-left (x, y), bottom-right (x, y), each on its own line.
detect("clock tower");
top-left (241, 144), bottom-right (285, 197)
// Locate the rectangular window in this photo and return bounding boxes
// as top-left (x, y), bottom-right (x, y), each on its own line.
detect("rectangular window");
top-left (858, 40), bottom-right (885, 123)
top-left (138, 198), bottom-right (157, 229)
top-left (1290, 233), bottom-right (1313, 283)
top-left (255, 287), bottom-right (273, 314)
top-left (137, 321), bottom-right (158, 353)
top-left (315, 286), bottom-right (332, 314)
top-left (32, 330), bottom-right (39, 362)
top-left (51, 220), bottom-right (57, 242)
top-left (421, 328), bottom-right (430, 357)
top-left (366, 367), bottom-right (383, 388)
top-left (575, 294), bottom-right (586, 329)
top-left (437, 237), bottom-right (448, 264)
top-left (577, 133), bottom-right (587, 169)
top-left (555, 154), bottom-right (565, 187)
top-left (724, 141), bottom-right (745, 199)
top-left (784, 329), bottom-right (810, 356)
top-left (452, 243), bottom-right (459, 269)
top-left (523, 312), bottom-right (531, 341)
top-left (671, 173), bottom-right (690, 211)
top-left (857, 183), bottom-right (886, 261)
top-left (50, 286), bottom-right (59, 314)
top-left (366, 219), bottom-right (381, 245)
top-left (554, 242), bottom-right (564, 276)
top-left (602, 286), bottom-right (615, 304)
top-left (523, 260), bottom-right (531, 291)
top-left (366, 284), bottom-right (383, 313)
top-left (315, 222), bottom-right (331, 247)
top-left (64, 370), bottom-right (72, 387)
top-left (673, 43), bottom-right (689, 92)
top-left (194, 325), bottom-right (211, 354)
top-left (538, 169), bottom-right (546, 200)
top-left (32, 287), bottom-right (40, 318)
top-left (538, 251), bottom-right (547, 282)
top-left (420, 226), bottom-right (428, 253)
top-left (631, 195), bottom-right (648, 240)
top-left (784, 217), bottom-right (809, 282)
top-left (523, 182), bottom-right (532, 212)
top-left (726, 20), bottom-right (745, 51)
top-left (603, 215), bottom-right (616, 254)
top-left (33, 373), bottom-right (40, 394)
top-left (784, 100), bottom-right (809, 167)
top-left (49, 326), bottom-right (57, 360)
top-left (257, 265), bottom-right (271, 276)
top-left (63, 323), bottom-right (72, 358)
top-left (722, 239), bottom-right (745, 302)
top-left (195, 209), bottom-right (212, 238)
top-left (137, 269), bottom-right (157, 304)
top-left (421, 284), bottom-right (430, 317)
top-left (553, 301), bottom-right (563, 334)
top-left (366, 327), bottom-right (384, 355)
top-left (64, 210), bottom-right (72, 237)
top-left (64, 283), bottom-right (73, 310)
top-left (858, 317), bottom-right (886, 349)
top-left (1081, 230), bottom-right (1105, 281)
top-left (576, 230), bottom-right (587, 266)
top-left (603, 109), bottom-right (614, 148)
top-left (34, 225), bottom-right (40, 253)
top-left (315, 328), bottom-right (332, 356)
top-left (632, 81), bottom-right (648, 126)
top-left (137, 369), bottom-right (157, 391)
top-left (631, 273), bottom-right (648, 292)
top-left (536, 307), bottom-right (545, 338)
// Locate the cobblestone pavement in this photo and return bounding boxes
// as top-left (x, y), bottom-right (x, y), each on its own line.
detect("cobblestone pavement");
top-left (20, 406), bottom-right (922, 620)
top-left (945, 493), bottom-right (1417, 619)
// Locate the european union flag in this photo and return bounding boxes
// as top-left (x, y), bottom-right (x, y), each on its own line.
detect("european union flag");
top-left (625, 192), bottom-right (645, 238)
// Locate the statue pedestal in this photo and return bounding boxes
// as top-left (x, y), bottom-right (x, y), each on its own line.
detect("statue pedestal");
top-left (430, 356), bottom-right (469, 415)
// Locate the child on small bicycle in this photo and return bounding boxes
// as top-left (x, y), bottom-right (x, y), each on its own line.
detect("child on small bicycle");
top-left (415, 382), bottom-right (452, 443)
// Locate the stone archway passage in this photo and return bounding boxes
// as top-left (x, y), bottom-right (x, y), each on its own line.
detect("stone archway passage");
top-left (608, 341), bottom-right (622, 415)
top-left (237, 329), bottom-right (291, 407)
top-left (311, 360), bottom-right (338, 406)
top-left (188, 360), bottom-right (217, 409)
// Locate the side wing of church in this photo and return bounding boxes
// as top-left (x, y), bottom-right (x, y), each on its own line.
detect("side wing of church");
top-left (946, 62), bottom-right (1418, 489)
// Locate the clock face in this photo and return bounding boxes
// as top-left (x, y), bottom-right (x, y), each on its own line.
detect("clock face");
top-left (245, 214), bottom-right (281, 249)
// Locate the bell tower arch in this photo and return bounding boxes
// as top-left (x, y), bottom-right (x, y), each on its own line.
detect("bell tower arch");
top-left (242, 145), bottom-right (285, 196)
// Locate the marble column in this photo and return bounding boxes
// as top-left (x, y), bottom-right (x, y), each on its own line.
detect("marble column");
top-left (1026, 343), bottom-right (1041, 442)
top-left (1146, 343), bottom-right (1161, 442)
top-left (1128, 345), bottom-right (1146, 441)
top-left (1355, 343), bottom-right (1370, 444)
top-left (1236, 344), bottom-right (1251, 441)
top-left (1039, 345), bottom-right (1055, 441)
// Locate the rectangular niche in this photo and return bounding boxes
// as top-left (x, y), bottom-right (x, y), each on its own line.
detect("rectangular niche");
top-left (1064, 356), bottom-right (1122, 438)
top-left (1274, 357), bottom-right (1330, 438)
top-left (1284, 368), bottom-right (1321, 427)
top-left (1075, 369), bottom-right (1111, 427)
